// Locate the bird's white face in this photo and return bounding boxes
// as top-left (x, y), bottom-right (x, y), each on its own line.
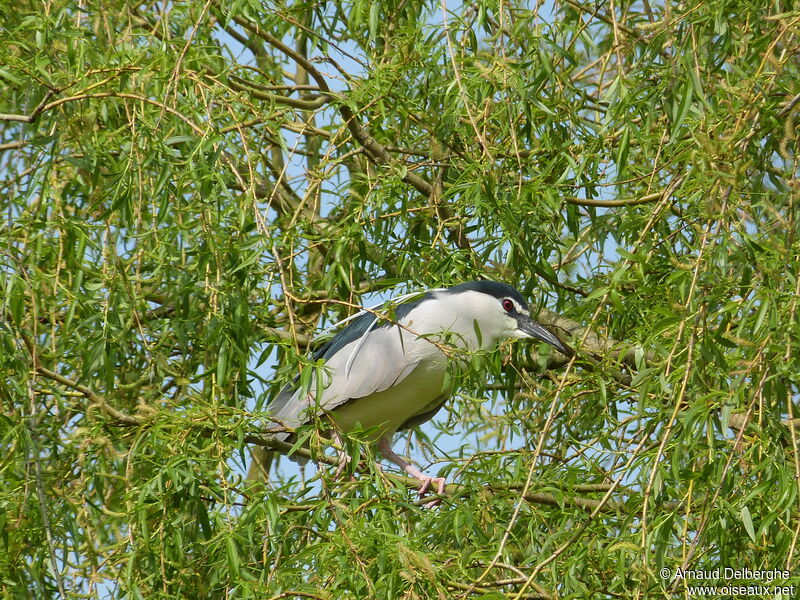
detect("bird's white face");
top-left (496, 296), bottom-right (532, 339)
top-left (439, 290), bottom-right (531, 349)
top-left (471, 291), bottom-right (572, 356)
top-left (406, 287), bottom-right (571, 356)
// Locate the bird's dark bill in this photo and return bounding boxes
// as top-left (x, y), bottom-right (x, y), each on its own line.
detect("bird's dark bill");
top-left (517, 316), bottom-right (574, 357)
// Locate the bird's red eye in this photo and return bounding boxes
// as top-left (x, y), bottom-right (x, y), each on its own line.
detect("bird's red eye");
top-left (502, 299), bottom-right (514, 312)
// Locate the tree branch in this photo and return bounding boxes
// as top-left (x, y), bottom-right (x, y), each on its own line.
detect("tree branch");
top-left (16, 323), bottom-right (144, 426)
top-left (227, 76), bottom-right (333, 110)
top-left (565, 190), bottom-right (664, 207)
top-left (0, 88), bottom-right (58, 123)
top-left (226, 12), bottom-right (436, 199)
top-left (0, 140), bottom-right (27, 152)
top-left (244, 434), bottom-right (625, 512)
top-left (33, 364), bottom-right (144, 426)
top-left (0, 92), bottom-right (205, 136)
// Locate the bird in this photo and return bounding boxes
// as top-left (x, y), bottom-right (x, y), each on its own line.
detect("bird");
top-left (265, 280), bottom-right (574, 497)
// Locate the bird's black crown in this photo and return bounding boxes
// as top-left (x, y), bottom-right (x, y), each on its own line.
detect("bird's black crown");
top-left (442, 280), bottom-right (529, 310)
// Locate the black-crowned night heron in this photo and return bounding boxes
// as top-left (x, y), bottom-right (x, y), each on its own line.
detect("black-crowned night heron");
top-left (267, 281), bottom-right (573, 497)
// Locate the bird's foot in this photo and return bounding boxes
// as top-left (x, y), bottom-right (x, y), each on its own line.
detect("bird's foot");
top-left (416, 475), bottom-right (447, 508)
top-left (416, 474), bottom-right (447, 497)
top-left (376, 434), bottom-right (446, 507)
top-left (333, 448), bottom-right (352, 480)
top-left (402, 464), bottom-right (446, 506)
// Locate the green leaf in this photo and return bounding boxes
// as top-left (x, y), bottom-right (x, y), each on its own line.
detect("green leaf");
top-left (616, 126), bottom-right (630, 180)
top-left (225, 536), bottom-right (240, 573)
top-left (368, 3), bottom-right (379, 40)
top-left (216, 341), bottom-right (228, 386)
top-left (740, 505), bottom-right (756, 542)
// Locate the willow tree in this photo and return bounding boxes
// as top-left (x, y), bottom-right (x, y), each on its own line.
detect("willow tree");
top-left (1, 0), bottom-right (798, 598)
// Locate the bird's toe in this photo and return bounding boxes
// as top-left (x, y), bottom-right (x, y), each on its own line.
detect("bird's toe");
top-left (333, 451), bottom-right (352, 479)
top-left (417, 475), bottom-right (447, 506)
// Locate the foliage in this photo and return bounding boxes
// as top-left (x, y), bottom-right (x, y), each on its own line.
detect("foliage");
top-left (1, 0), bottom-right (799, 598)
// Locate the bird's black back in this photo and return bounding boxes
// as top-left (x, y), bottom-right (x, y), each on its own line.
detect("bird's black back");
top-left (311, 291), bottom-right (434, 361)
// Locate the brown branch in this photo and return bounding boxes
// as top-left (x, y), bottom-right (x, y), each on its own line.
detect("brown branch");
top-left (226, 12), bottom-right (436, 199)
top-left (535, 309), bottom-right (636, 363)
top-left (279, 119), bottom-right (332, 139)
top-left (243, 83), bottom-right (323, 93)
top-left (33, 364), bottom-right (144, 426)
top-left (142, 304), bottom-right (175, 321)
top-left (227, 76), bottom-right (333, 110)
top-left (778, 91), bottom-right (800, 118)
top-left (226, 75), bottom-right (322, 95)
top-left (244, 434), bottom-right (625, 512)
top-left (0, 91), bottom-right (205, 136)
top-left (0, 88), bottom-right (58, 123)
top-left (0, 140), bottom-right (27, 152)
top-left (11, 302), bottom-right (144, 427)
top-left (565, 189), bottom-right (664, 207)
top-left (262, 326), bottom-right (311, 347)
top-left (501, 487), bottom-right (625, 513)
top-left (530, 308), bottom-right (661, 386)
top-left (566, 176), bottom-right (685, 208)
top-left (447, 579), bottom-right (552, 600)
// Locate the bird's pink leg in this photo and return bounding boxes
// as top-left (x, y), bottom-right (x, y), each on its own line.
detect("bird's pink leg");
top-left (376, 435), bottom-right (446, 501)
top-left (332, 431), bottom-right (352, 479)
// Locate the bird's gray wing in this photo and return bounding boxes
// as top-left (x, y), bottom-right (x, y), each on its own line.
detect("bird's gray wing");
top-left (268, 323), bottom-right (420, 434)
